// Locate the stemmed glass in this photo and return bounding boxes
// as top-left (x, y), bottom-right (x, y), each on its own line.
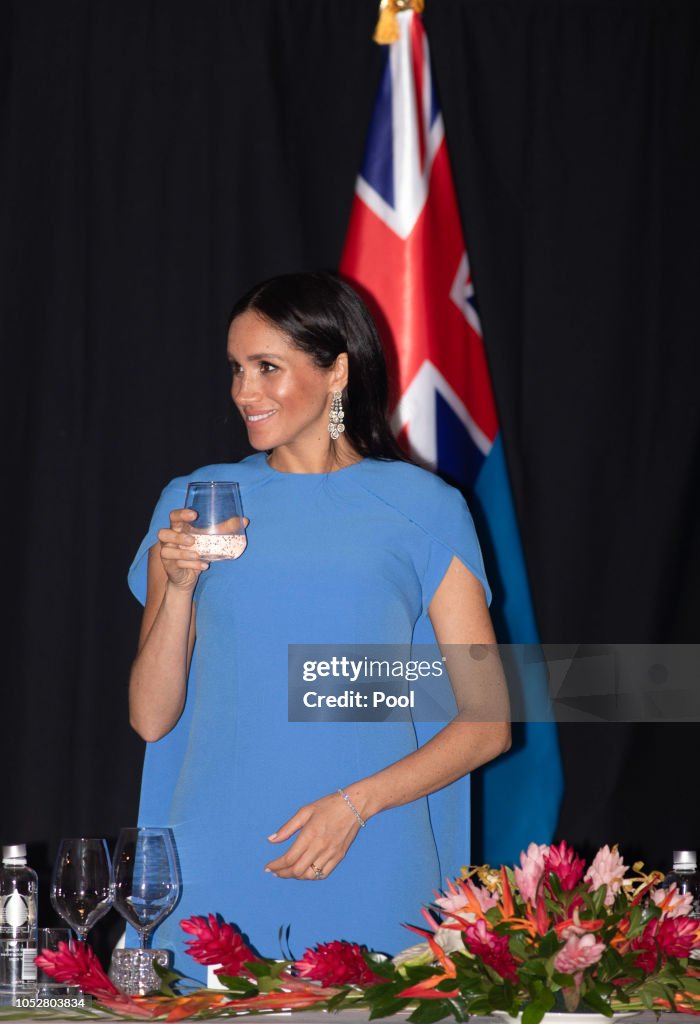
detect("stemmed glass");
top-left (50, 838), bottom-right (113, 943)
top-left (111, 827), bottom-right (181, 949)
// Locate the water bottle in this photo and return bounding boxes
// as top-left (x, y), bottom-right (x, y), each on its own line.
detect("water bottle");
top-left (662, 850), bottom-right (700, 918)
top-left (0, 844), bottom-right (38, 999)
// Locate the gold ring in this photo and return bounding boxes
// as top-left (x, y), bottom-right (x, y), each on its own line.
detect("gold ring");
top-left (310, 862), bottom-right (324, 880)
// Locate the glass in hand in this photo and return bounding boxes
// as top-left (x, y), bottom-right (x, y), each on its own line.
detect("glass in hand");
top-left (50, 838), bottom-right (113, 943)
top-left (111, 827), bottom-right (181, 950)
top-left (184, 480), bottom-right (247, 561)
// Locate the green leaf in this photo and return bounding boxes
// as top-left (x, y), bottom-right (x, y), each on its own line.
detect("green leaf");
top-left (625, 903), bottom-right (643, 938)
top-left (508, 934), bottom-right (531, 960)
top-left (463, 996), bottom-right (493, 1015)
top-left (484, 964), bottom-right (507, 984)
top-left (257, 974), bottom-right (285, 993)
top-left (590, 884), bottom-right (607, 916)
top-left (365, 955), bottom-right (399, 979)
top-left (599, 946), bottom-right (624, 981)
top-left (520, 960), bottom-right (547, 979)
top-left (548, 873), bottom-right (563, 901)
top-left (212, 973), bottom-right (258, 996)
top-left (580, 989), bottom-right (614, 1016)
top-left (150, 960), bottom-right (185, 996)
top-left (324, 989), bottom-right (354, 1011)
top-left (407, 999), bottom-right (455, 1024)
top-left (521, 995), bottom-right (551, 1024)
top-left (445, 998), bottom-right (469, 1023)
top-left (241, 958), bottom-right (289, 980)
top-left (537, 932), bottom-right (560, 959)
top-left (368, 996), bottom-right (412, 1019)
top-left (640, 979), bottom-right (669, 1000)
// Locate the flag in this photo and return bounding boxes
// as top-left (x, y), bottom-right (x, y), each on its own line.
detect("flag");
top-left (339, 8), bottom-right (563, 865)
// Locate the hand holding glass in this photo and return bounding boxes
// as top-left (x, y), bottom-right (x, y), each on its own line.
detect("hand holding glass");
top-left (50, 838), bottom-right (112, 942)
top-left (111, 827), bottom-right (181, 949)
top-left (184, 481), bottom-right (247, 560)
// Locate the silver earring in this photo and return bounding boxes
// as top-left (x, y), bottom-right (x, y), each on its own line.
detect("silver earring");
top-left (328, 391), bottom-right (345, 440)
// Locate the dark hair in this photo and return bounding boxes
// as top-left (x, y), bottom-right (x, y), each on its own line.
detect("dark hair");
top-left (228, 271), bottom-right (407, 462)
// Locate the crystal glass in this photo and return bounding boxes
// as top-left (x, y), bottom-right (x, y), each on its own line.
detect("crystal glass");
top-left (111, 827), bottom-right (180, 950)
top-left (184, 481), bottom-right (247, 560)
top-left (50, 838), bottom-right (112, 942)
top-left (108, 947), bottom-right (171, 997)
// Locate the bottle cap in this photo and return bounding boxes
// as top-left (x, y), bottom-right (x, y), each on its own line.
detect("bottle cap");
top-left (673, 850), bottom-right (697, 870)
top-left (2, 844), bottom-right (27, 862)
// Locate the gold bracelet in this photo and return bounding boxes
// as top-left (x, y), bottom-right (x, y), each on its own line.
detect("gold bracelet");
top-left (337, 787), bottom-right (366, 827)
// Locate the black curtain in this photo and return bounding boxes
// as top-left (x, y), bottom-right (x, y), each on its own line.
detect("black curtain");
top-left (3, 0), bottom-right (699, 940)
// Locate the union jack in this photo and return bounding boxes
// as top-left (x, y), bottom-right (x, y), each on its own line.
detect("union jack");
top-left (340, 9), bottom-right (562, 864)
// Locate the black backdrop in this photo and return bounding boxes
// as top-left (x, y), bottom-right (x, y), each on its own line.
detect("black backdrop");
top-left (3, 0), bottom-right (700, 940)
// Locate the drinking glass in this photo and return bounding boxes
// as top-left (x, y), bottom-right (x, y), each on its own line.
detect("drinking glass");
top-left (50, 838), bottom-right (112, 942)
top-left (184, 481), bottom-right (247, 561)
top-left (36, 927), bottom-right (78, 999)
top-left (111, 827), bottom-right (181, 950)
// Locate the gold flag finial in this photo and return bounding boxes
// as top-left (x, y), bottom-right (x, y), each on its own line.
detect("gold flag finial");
top-left (373, 0), bottom-right (425, 46)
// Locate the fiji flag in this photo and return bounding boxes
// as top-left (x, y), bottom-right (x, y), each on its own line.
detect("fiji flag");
top-left (339, 7), bottom-right (563, 866)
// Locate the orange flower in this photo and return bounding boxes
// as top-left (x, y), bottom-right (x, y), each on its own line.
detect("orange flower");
top-left (500, 865), bottom-right (515, 919)
top-left (398, 935), bottom-right (459, 999)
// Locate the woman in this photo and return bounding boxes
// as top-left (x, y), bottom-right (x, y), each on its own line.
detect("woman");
top-left (128, 271), bottom-right (509, 973)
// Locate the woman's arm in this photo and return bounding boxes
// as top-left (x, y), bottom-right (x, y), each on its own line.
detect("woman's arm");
top-left (128, 509), bottom-right (208, 742)
top-left (265, 556), bottom-right (510, 879)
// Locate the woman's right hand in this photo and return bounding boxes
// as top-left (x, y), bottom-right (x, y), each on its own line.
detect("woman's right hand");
top-left (157, 508), bottom-right (210, 590)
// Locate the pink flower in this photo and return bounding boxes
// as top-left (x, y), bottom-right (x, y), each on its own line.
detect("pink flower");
top-left (435, 878), bottom-right (499, 916)
top-left (514, 843), bottom-right (549, 904)
top-left (652, 883), bottom-right (694, 919)
top-left (294, 941), bottom-right (383, 986)
top-left (462, 918), bottom-right (518, 983)
top-left (544, 841), bottom-right (586, 892)
top-left (584, 845), bottom-right (627, 906)
top-left (34, 941), bottom-right (119, 998)
top-left (553, 932), bottom-right (606, 976)
top-left (181, 914), bottom-right (257, 976)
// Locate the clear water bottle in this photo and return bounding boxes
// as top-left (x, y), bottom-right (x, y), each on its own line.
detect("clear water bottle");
top-left (0, 844), bottom-right (38, 999)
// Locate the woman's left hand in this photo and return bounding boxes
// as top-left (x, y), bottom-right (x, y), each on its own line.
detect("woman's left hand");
top-left (264, 792), bottom-right (362, 880)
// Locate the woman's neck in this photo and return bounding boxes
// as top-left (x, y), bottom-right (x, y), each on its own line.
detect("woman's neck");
top-left (266, 439), bottom-right (361, 475)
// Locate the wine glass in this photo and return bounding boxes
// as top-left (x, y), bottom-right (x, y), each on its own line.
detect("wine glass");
top-left (50, 838), bottom-right (113, 942)
top-left (111, 827), bottom-right (181, 949)
top-left (184, 481), bottom-right (247, 561)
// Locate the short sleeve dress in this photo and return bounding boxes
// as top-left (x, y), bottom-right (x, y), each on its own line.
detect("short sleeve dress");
top-left (128, 453), bottom-right (490, 975)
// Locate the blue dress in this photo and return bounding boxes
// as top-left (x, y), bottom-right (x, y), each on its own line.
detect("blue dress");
top-left (128, 453), bottom-right (490, 977)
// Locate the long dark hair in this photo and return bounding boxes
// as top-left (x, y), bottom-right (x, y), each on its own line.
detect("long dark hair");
top-left (228, 271), bottom-right (407, 461)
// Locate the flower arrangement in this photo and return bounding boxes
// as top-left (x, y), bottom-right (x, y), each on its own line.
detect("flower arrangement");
top-left (34, 842), bottom-right (700, 1022)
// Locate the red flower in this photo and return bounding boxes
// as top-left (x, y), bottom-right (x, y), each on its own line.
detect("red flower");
top-left (656, 917), bottom-right (698, 958)
top-left (294, 941), bottom-right (383, 986)
top-left (462, 919), bottom-right (518, 983)
top-left (180, 914), bottom-right (258, 976)
top-left (34, 940), bottom-right (119, 999)
top-left (544, 841), bottom-right (586, 892)
top-left (631, 916), bottom-right (698, 973)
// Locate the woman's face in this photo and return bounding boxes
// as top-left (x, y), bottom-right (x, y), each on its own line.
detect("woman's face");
top-left (227, 310), bottom-right (344, 455)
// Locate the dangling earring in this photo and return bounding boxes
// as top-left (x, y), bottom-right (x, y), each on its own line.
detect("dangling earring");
top-left (328, 391), bottom-right (345, 440)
